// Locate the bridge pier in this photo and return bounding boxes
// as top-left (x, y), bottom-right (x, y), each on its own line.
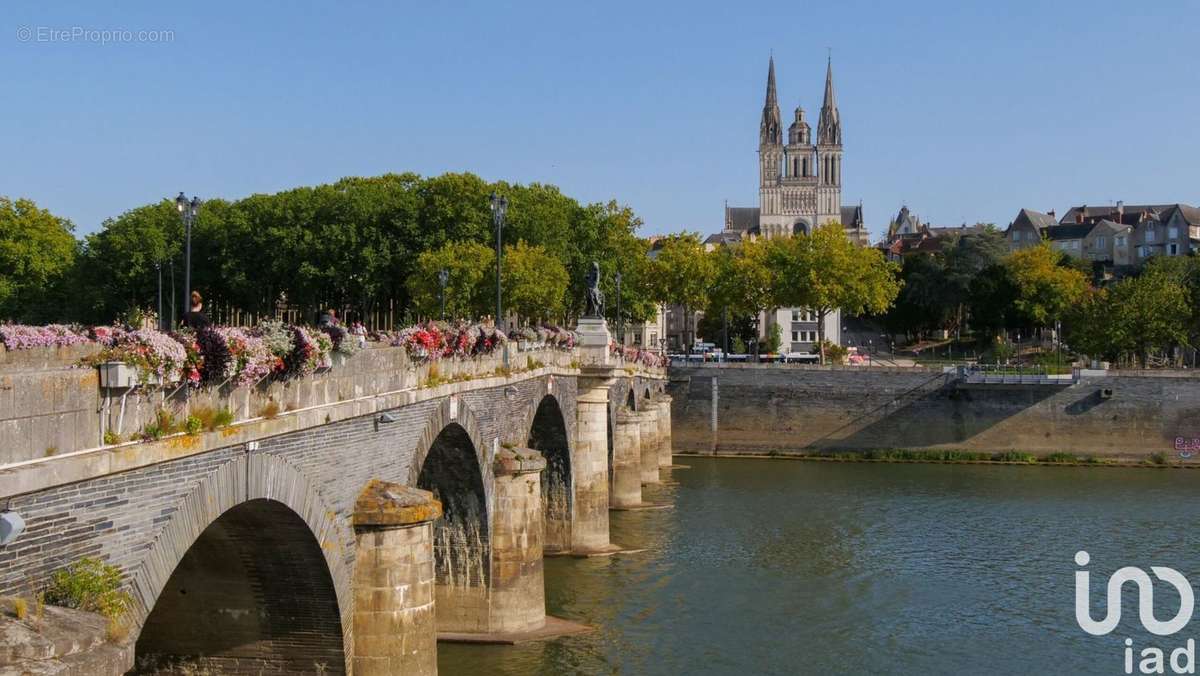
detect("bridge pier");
top-left (655, 396), bottom-right (674, 468)
top-left (638, 405), bottom-right (661, 484)
top-left (610, 408), bottom-right (643, 508)
top-left (488, 448), bottom-right (547, 633)
top-left (573, 375), bottom-right (615, 552)
top-left (352, 481), bottom-right (441, 676)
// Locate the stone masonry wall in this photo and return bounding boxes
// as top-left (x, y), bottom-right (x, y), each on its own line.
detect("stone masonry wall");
top-left (670, 365), bottom-right (1200, 458)
top-left (0, 344), bottom-right (578, 466)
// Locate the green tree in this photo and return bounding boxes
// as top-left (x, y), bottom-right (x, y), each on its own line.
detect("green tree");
top-left (407, 241), bottom-right (495, 320)
top-left (967, 262), bottom-right (1021, 338)
top-left (649, 233), bottom-right (715, 351)
top-left (1068, 260), bottom-right (1192, 366)
top-left (78, 201), bottom-right (182, 324)
top-left (884, 253), bottom-right (951, 339)
top-left (942, 226), bottom-right (1007, 332)
top-left (767, 223), bottom-right (901, 363)
top-left (503, 241), bottom-right (569, 323)
top-left (1005, 242), bottom-right (1089, 328)
top-left (0, 197), bottom-right (78, 322)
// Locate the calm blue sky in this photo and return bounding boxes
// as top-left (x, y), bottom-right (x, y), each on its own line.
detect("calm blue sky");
top-left (3, 1), bottom-right (1198, 240)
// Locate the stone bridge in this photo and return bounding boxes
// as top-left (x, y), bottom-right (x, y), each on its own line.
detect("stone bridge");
top-left (0, 340), bottom-right (673, 675)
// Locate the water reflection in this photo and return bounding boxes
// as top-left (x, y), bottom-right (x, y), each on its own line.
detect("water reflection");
top-left (438, 458), bottom-right (1200, 675)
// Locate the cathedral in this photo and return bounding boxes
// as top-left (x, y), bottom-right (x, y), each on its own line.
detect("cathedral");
top-left (707, 56), bottom-right (873, 355)
top-left (722, 55), bottom-right (869, 246)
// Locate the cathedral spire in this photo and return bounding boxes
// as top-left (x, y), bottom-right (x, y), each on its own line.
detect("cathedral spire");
top-left (760, 55), bottom-right (782, 147)
top-left (817, 55), bottom-right (841, 146)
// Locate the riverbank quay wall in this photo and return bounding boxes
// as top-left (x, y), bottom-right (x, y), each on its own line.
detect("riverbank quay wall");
top-left (669, 364), bottom-right (1200, 459)
top-left (0, 343), bottom-right (666, 673)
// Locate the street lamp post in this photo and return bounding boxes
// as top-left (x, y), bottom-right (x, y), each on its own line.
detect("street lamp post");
top-left (175, 192), bottom-right (201, 319)
top-left (155, 261), bottom-right (163, 331)
top-left (438, 269), bottom-right (449, 321)
top-left (614, 271), bottom-right (622, 345)
top-left (489, 192), bottom-right (508, 330)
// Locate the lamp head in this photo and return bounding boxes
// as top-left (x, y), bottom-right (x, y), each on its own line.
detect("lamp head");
top-left (0, 511), bottom-right (24, 546)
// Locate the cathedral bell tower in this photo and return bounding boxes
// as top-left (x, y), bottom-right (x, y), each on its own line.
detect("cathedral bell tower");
top-left (815, 56), bottom-right (843, 225)
top-left (758, 55), bottom-right (783, 234)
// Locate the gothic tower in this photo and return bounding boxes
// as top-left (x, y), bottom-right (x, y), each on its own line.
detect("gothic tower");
top-left (816, 56), bottom-right (843, 226)
top-left (758, 55), bottom-right (783, 236)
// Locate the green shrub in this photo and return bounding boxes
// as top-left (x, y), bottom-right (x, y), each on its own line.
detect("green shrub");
top-left (185, 415), bottom-right (202, 435)
top-left (140, 422), bottom-right (162, 441)
top-left (1042, 452), bottom-right (1079, 463)
top-left (820, 340), bottom-right (848, 365)
top-left (1149, 452), bottom-right (1168, 465)
top-left (44, 557), bottom-right (131, 620)
top-left (993, 451), bottom-right (1037, 463)
top-left (103, 429), bottom-right (121, 445)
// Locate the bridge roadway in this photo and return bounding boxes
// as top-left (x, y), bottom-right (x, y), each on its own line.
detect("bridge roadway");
top-left (0, 343), bottom-right (672, 675)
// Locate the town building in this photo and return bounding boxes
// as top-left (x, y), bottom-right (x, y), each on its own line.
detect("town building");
top-left (616, 304), bottom-right (666, 352)
top-left (879, 206), bottom-right (988, 260)
top-left (1004, 202), bottom-right (1200, 270)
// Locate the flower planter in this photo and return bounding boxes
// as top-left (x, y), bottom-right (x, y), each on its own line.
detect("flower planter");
top-left (98, 361), bottom-right (161, 388)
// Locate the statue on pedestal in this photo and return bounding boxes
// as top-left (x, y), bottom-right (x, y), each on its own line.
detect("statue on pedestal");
top-left (584, 262), bottom-right (604, 318)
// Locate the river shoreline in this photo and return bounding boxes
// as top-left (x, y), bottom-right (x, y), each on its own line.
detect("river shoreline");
top-left (674, 450), bottom-right (1200, 468)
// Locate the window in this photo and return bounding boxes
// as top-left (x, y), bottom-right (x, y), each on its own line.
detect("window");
top-left (1012, 231), bottom-right (1021, 242)
top-left (650, 333), bottom-right (657, 344)
top-left (791, 331), bottom-right (799, 342)
top-left (1169, 227), bottom-right (1179, 239)
top-left (1116, 235), bottom-right (1126, 247)
top-left (1095, 236), bottom-right (1106, 248)
top-left (1139, 247), bottom-right (1148, 258)
top-left (791, 310), bottom-right (799, 322)
top-left (1147, 229), bottom-right (1156, 243)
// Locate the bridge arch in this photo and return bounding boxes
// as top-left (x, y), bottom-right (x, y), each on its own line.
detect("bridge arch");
top-left (408, 398), bottom-right (494, 631)
top-left (131, 455), bottom-right (351, 674)
top-left (527, 393), bottom-right (573, 552)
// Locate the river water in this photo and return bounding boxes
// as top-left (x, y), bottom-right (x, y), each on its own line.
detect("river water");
top-left (439, 457), bottom-right (1200, 675)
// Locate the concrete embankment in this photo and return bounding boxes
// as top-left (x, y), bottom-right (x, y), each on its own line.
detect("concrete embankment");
top-left (668, 365), bottom-right (1200, 461)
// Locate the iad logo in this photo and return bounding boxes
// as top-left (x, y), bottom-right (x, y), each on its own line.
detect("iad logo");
top-left (1075, 551), bottom-right (1197, 674)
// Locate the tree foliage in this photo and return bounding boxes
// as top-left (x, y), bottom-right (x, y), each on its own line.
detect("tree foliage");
top-left (767, 223), bottom-right (901, 361)
top-left (1066, 258), bottom-right (1193, 365)
top-left (1005, 243), bottom-right (1089, 327)
top-left (27, 172), bottom-right (654, 327)
top-left (0, 197), bottom-right (78, 323)
top-left (503, 241), bottom-right (569, 322)
top-left (407, 240), bottom-right (495, 320)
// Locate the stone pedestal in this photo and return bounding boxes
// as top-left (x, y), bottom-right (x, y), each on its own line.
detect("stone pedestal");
top-left (655, 397), bottom-right (673, 468)
top-left (610, 408), bottom-right (643, 509)
top-left (575, 317), bottom-right (612, 367)
top-left (573, 373), bottom-right (613, 552)
top-left (352, 480), bottom-right (442, 676)
top-left (489, 448), bottom-right (547, 634)
top-left (638, 406), bottom-right (661, 484)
